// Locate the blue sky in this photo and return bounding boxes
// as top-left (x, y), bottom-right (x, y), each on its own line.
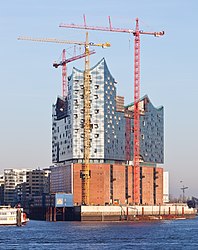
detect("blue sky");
top-left (0, 0), bottom-right (197, 198)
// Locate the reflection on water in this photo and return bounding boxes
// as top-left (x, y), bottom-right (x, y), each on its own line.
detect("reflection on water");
top-left (0, 218), bottom-right (198, 249)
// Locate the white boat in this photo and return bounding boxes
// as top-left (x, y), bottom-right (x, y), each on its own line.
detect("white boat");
top-left (0, 206), bottom-right (29, 225)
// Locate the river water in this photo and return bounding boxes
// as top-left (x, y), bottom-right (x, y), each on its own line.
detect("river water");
top-left (0, 217), bottom-right (198, 249)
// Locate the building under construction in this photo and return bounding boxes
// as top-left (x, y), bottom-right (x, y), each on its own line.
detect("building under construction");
top-left (17, 18), bottom-right (197, 221)
top-left (51, 58), bottom-right (164, 206)
top-left (18, 19), bottom-right (197, 221)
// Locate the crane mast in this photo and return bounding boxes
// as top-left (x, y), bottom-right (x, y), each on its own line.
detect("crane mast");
top-left (133, 19), bottom-right (141, 203)
top-left (62, 49), bottom-right (67, 98)
top-left (82, 32), bottom-right (91, 204)
top-left (60, 16), bottom-right (164, 204)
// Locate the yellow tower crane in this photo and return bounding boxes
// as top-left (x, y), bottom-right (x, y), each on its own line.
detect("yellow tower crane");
top-left (18, 33), bottom-right (110, 205)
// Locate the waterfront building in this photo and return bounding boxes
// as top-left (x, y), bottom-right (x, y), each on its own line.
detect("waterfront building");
top-left (17, 168), bottom-right (51, 209)
top-left (15, 182), bottom-right (30, 208)
top-left (50, 164), bottom-right (72, 194)
top-left (51, 58), bottom-right (164, 205)
top-left (3, 168), bottom-right (50, 207)
top-left (4, 169), bottom-right (29, 205)
top-left (26, 168), bottom-right (50, 199)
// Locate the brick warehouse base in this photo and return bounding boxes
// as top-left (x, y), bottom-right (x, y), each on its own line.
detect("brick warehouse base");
top-left (73, 163), bottom-right (163, 206)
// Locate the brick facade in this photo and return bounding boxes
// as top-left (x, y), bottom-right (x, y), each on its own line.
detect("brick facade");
top-left (73, 163), bottom-right (163, 206)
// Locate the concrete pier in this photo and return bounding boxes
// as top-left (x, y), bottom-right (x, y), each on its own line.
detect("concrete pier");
top-left (30, 203), bottom-right (196, 222)
top-left (74, 204), bottom-right (196, 221)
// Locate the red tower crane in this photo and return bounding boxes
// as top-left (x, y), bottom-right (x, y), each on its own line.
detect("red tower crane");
top-left (59, 16), bottom-right (164, 204)
top-left (53, 49), bottom-right (96, 98)
top-left (62, 49), bottom-right (66, 98)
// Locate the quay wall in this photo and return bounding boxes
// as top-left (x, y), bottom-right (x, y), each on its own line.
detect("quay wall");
top-left (29, 204), bottom-right (196, 221)
top-left (76, 204), bottom-right (196, 221)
